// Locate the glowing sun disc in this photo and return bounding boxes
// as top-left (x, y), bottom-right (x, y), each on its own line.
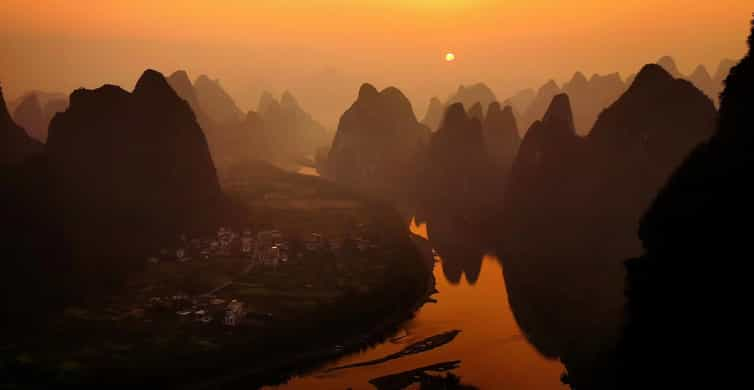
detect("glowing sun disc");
top-left (445, 52), bottom-right (456, 62)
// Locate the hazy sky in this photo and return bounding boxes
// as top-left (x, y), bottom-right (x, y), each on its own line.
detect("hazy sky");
top-left (2, 1), bottom-right (751, 127)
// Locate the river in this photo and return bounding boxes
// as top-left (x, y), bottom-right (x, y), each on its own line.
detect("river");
top-left (267, 219), bottom-right (568, 389)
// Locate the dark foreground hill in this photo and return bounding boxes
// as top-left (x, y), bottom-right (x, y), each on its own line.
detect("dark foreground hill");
top-left (2, 70), bottom-right (235, 316)
top-left (619, 16), bottom-right (754, 390)
top-left (499, 63), bottom-right (717, 390)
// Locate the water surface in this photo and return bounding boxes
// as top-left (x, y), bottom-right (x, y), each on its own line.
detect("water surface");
top-left (271, 220), bottom-right (567, 389)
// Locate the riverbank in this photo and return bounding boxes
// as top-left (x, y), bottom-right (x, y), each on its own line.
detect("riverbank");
top-left (0, 161), bottom-right (434, 387)
top-left (190, 242), bottom-right (437, 389)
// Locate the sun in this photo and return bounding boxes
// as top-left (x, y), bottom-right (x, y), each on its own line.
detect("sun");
top-left (445, 52), bottom-right (456, 62)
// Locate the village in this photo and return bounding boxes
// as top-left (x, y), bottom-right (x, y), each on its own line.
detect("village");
top-left (3, 163), bottom-right (429, 385)
top-left (132, 225), bottom-right (381, 329)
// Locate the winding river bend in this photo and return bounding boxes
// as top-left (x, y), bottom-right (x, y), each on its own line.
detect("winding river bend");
top-left (268, 219), bottom-right (567, 389)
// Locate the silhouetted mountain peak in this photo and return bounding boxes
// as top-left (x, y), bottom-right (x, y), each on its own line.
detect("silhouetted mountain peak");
top-left (502, 104), bottom-right (516, 117)
top-left (485, 102), bottom-right (518, 127)
top-left (167, 70), bottom-right (197, 101)
top-left (433, 102), bottom-right (486, 157)
top-left (328, 83), bottom-right (428, 197)
top-left (195, 74), bottom-right (212, 84)
top-left (688, 65), bottom-right (717, 101)
top-left (620, 19), bottom-right (754, 389)
top-left (519, 80), bottom-right (564, 135)
top-left (482, 101), bottom-right (521, 171)
top-left (569, 72), bottom-right (589, 86)
top-left (504, 88), bottom-right (536, 110)
top-left (484, 102), bottom-right (519, 134)
top-left (264, 97), bottom-right (282, 115)
top-left (168, 70), bottom-right (192, 90)
top-left (339, 84), bottom-right (423, 137)
top-left (380, 86), bottom-right (406, 99)
top-left (193, 74), bottom-right (242, 124)
top-left (540, 80), bottom-right (560, 94)
top-left (426, 97), bottom-right (443, 114)
top-left (34, 70), bottom-right (228, 288)
top-left (378, 87), bottom-right (416, 120)
top-left (691, 65), bottom-right (712, 80)
top-left (358, 83), bottom-right (379, 101)
top-left (657, 56), bottom-right (680, 76)
top-left (487, 101), bottom-right (502, 116)
top-left (422, 97), bottom-right (445, 130)
top-left (591, 72), bottom-right (623, 85)
top-left (459, 82), bottom-right (493, 94)
top-left (447, 83), bottom-right (497, 113)
top-left (503, 89), bottom-right (535, 121)
top-left (133, 69), bottom-right (179, 101)
top-left (69, 85), bottom-right (130, 110)
top-left (48, 70), bottom-right (221, 208)
top-left (422, 97), bottom-right (498, 217)
top-left (258, 91), bottom-right (277, 113)
top-left (280, 90), bottom-right (299, 110)
top-left (632, 64), bottom-right (674, 88)
top-left (542, 94), bottom-right (575, 131)
top-left (166, 70), bottom-right (209, 127)
top-left (468, 102), bottom-right (484, 121)
top-left (442, 103), bottom-right (469, 130)
top-left (590, 61), bottom-right (716, 165)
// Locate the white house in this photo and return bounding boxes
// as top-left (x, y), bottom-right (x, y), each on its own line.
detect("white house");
top-left (224, 300), bottom-right (246, 326)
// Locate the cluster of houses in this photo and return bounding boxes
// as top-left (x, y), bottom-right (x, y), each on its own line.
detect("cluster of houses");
top-left (147, 228), bottom-right (290, 267)
top-left (303, 232), bottom-right (375, 254)
top-left (148, 227), bottom-right (378, 268)
top-left (146, 294), bottom-right (251, 327)
top-left (133, 225), bottom-right (384, 328)
top-left (252, 229), bottom-right (287, 267)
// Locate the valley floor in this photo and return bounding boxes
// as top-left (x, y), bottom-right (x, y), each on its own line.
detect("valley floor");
top-left (0, 161), bottom-right (431, 387)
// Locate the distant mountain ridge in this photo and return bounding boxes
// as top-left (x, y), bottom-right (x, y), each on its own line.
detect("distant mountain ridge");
top-left (167, 70), bottom-right (330, 168)
top-left (194, 75), bottom-right (244, 126)
top-left (167, 70), bottom-right (210, 127)
top-left (421, 83), bottom-right (498, 132)
top-left (257, 90), bottom-right (331, 163)
top-left (8, 91), bottom-right (69, 142)
top-left (656, 56), bottom-right (736, 103)
top-left (446, 83), bottom-right (498, 114)
top-left (432, 56), bottom-right (733, 136)
top-left (1, 85), bottom-right (43, 165)
top-left (421, 97), bottom-right (444, 130)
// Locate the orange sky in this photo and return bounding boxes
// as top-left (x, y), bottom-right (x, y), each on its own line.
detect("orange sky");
top-left (1, 1), bottom-right (751, 126)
